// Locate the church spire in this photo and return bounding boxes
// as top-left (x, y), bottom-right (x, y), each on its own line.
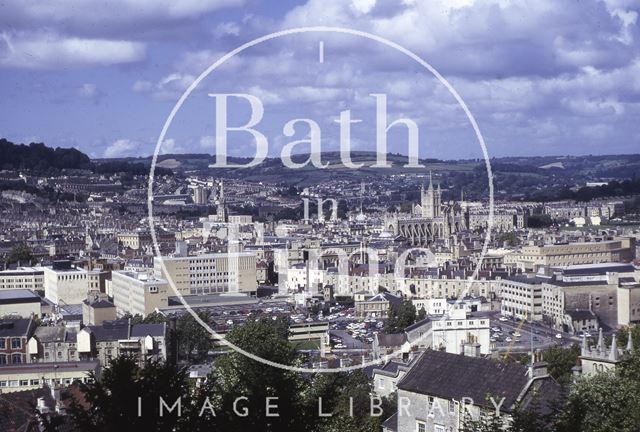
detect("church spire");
top-left (597, 328), bottom-right (604, 353)
top-left (428, 170), bottom-right (433, 190)
top-left (609, 334), bottom-right (619, 361)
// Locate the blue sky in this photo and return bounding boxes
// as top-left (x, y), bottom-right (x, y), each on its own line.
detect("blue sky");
top-left (0, 0), bottom-right (639, 160)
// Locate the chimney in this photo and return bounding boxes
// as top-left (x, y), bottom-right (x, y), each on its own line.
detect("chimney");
top-left (463, 342), bottom-right (481, 358)
top-left (529, 350), bottom-right (548, 379)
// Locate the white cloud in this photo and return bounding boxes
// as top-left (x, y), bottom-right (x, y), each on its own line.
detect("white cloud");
top-left (0, 32), bottom-right (145, 69)
top-left (104, 139), bottom-right (139, 158)
top-left (0, 0), bottom-right (247, 35)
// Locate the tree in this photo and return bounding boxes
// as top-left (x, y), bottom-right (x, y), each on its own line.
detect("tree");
top-left (206, 316), bottom-right (309, 431)
top-left (176, 312), bottom-right (212, 362)
top-left (543, 344), bottom-right (580, 385)
top-left (385, 300), bottom-right (417, 334)
top-left (306, 371), bottom-right (395, 432)
top-left (40, 356), bottom-right (193, 432)
top-left (7, 244), bottom-right (34, 264)
top-left (557, 350), bottom-right (640, 432)
top-left (615, 325), bottom-right (640, 351)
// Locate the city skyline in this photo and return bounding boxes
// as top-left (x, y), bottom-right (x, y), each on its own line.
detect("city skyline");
top-left (0, 0), bottom-right (639, 160)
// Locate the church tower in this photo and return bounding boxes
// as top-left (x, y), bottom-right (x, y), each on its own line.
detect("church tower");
top-left (421, 172), bottom-right (441, 218)
top-left (216, 179), bottom-right (227, 222)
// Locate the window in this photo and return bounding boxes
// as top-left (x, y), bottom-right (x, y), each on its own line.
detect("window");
top-left (20, 380), bottom-right (28, 386)
top-left (11, 338), bottom-right (21, 349)
top-left (434, 425), bottom-right (445, 432)
top-left (12, 354), bottom-right (22, 364)
top-left (416, 421), bottom-right (427, 432)
top-left (448, 400), bottom-right (455, 413)
top-left (30, 379), bottom-right (40, 386)
top-left (0, 354), bottom-right (6, 365)
top-left (378, 379), bottom-right (385, 389)
top-left (0, 338), bottom-right (5, 349)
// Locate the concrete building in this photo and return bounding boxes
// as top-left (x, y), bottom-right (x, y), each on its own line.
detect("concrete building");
top-left (500, 275), bottom-right (544, 321)
top-left (617, 276), bottom-right (640, 326)
top-left (0, 360), bottom-right (99, 393)
top-left (541, 263), bottom-right (636, 330)
top-left (0, 267), bottom-right (44, 291)
top-left (431, 308), bottom-right (491, 355)
top-left (111, 270), bottom-right (169, 318)
top-left (505, 238), bottom-right (636, 271)
top-left (154, 252), bottom-right (258, 296)
top-left (0, 290), bottom-right (42, 318)
top-left (82, 297), bottom-right (117, 325)
top-left (43, 261), bottom-right (103, 305)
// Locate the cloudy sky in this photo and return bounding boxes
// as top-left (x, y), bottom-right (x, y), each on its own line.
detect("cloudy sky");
top-left (0, 0), bottom-right (639, 160)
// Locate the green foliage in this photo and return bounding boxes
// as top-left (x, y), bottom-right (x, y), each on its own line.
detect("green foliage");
top-left (556, 350), bottom-right (640, 432)
top-left (0, 138), bottom-right (90, 171)
top-left (543, 344), bottom-right (580, 385)
top-left (41, 357), bottom-right (192, 432)
top-left (176, 312), bottom-right (213, 362)
top-left (461, 409), bottom-right (506, 432)
top-left (385, 300), bottom-right (417, 334)
top-left (7, 244), bottom-right (34, 264)
top-left (614, 325), bottom-right (640, 351)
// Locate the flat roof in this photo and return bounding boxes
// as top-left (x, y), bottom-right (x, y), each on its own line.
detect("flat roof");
top-left (0, 361), bottom-right (100, 375)
top-left (0, 267), bottom-right (44, 275)
top-left (0, 289), bottom-right (40, 304)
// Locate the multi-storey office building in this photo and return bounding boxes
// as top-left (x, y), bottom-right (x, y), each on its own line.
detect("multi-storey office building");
top-left (154, 252), bottom-right (257, 296)
top-left (504, 238), bottom-right (635, 271)
top-left (43, 262), bottom-right (104, 305)
top-left (111, 270), bottom-right (169, 317)
top-left (0, 267), bottom-right (44, 291)
top-left (500, 275), bottom-right (544, 321)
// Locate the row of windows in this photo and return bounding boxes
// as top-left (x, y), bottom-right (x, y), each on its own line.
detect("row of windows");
top-left (0, 353), bottom-right (23, 364)
top-left (0, 376), bottom-right (94, 389)
top-left (0, 338), bottom-right (22, 350)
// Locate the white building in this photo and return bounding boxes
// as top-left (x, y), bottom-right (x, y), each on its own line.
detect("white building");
top-left (0, 267), bottom-right (44, 291)
top-left (500, 275), bottom-right (544, 321)
top-left (154, 252), bottom-right (257, 296)
top-left (111, 270), bottom-right (169, 317)
top-left (431, 308), bottom-right (491, 355)
top-left (43, 264), bottom-right (102, 305)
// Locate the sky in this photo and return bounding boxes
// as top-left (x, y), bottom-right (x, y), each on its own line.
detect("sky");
top-left (0, 0), bottom-right (639, 160)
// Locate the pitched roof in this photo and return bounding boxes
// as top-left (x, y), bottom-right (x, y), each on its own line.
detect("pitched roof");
top-left (0, 318), bottom-right (35, 338)
top-left (131, 323), bottom-right (165, 337)
top-left (397, 350), bottom-right (531, 412)
top-left (0, 387), bottom-right (54, 432)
